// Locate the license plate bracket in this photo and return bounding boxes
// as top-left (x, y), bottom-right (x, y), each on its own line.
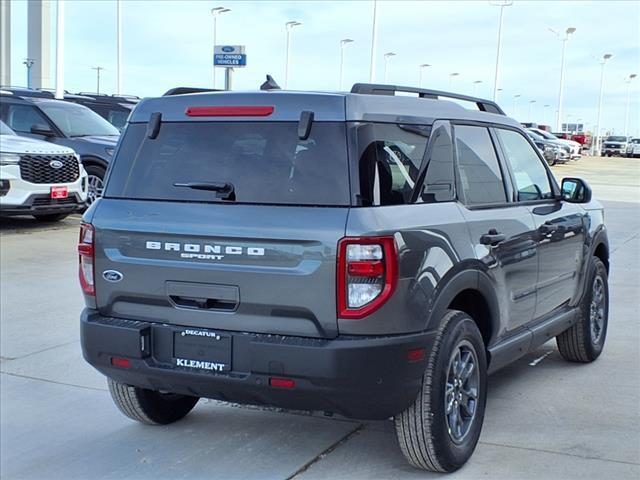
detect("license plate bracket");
top-left (50, 186), bottom-right (68, 199)
top-left (173, 329), bottom-right (232, 372)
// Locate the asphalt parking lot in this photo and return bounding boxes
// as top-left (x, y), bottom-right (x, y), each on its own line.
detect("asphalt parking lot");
top-left (1, 155), bottom-right (639, 480)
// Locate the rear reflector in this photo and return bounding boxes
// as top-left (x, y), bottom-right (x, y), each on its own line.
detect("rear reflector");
top-left (111, 357), bottom-right (131, 368)
top-left (407, 348), bottom-right (426, 363)
top-left (185, 106), bottom-right (274, 117)
top-left (269, 377), bottom-right (296, 389)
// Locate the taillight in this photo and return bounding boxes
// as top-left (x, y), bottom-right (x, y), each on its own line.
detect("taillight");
top-left (337, 236), bottom-right (398, 319)
top-left (78, 223), bottom-right (95, 296)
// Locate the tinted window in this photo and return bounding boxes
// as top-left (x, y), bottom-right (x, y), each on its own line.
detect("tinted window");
top-left (454, 125), bottom-right (506, 206)
top-left (105, 122), bottom-right (350, 206)
top-left (496, 128), bottom-right (553, 201)
top-left (37, 102), bottom-right (119, 137)
top-left (3, 105), bottom-right (50, 133)
top-left (355, 123), bottom-right (430, 206)
top-left (416, 122), bottom-right (455, 203)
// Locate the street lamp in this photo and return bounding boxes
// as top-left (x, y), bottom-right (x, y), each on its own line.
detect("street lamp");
top-left (211, 6), bottom-right (231, 89)
top-left (369, 0), bottom-right (379, 82)
top-left (449, 72), bottom-right (460, 89)
top-left (473, 80), bottom-right (483, 96)
top-left (624, 73), bottom-right (637, 137)
top-left (339, 39), bottom-right (354, 90)
top-left (549, 26), bottom-right (576, 132)
top-left (593, 53), bottom-right (613, 155)
top-left (513, 93), bottom-right (521, 117)
top-left (419, 63), bottom-right (431, 87)
top-left (490, 0), bottom-right (513, 101)
top-left (23, 58), bottom-right (35, 88)
top-left (91, 66), bottom-right (104, 94)
top-left (284, 20), bottom-right (302, 89)
top-left (528, 100), bottom-right (536, 121)
top-left (543, 104), bottom-right (550, 124)
top-left (383, 52), bottom-right (396, 83)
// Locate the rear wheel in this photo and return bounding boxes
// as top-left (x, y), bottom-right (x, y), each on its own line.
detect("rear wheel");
top-left (556, 256), bottom-right (608, 362)
top-left (85, 165), bottom-right (106, 206)
top-left (33, 213), bottom-right (69, 222)
top-left (108, 378), bottom-right (199, 425)
top-left (395, 310), bottom-right (487, 472)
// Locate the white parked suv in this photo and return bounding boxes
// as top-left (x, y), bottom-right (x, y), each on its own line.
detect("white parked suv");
top-left (0, 120), bottom-right (88, 221)
top-left (625, 138), bottom-right (640, 158)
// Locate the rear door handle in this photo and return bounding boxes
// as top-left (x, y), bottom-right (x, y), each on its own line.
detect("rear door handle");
top-left (480, 229), bottom-right (506, 246)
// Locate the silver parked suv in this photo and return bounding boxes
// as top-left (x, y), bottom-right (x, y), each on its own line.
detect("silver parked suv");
top-left (80, 82), bottom-right (610, 472)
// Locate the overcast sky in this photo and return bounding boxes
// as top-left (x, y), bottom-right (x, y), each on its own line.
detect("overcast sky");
top-left (7, 0), bottom-right (640, 135)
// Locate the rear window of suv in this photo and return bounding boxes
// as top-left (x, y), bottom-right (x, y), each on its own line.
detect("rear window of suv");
top-left (105, 122), bottom-right (350, 206)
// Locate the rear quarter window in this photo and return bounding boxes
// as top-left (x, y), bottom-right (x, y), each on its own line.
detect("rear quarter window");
top-left (105, 122), bottom-right (350, 206)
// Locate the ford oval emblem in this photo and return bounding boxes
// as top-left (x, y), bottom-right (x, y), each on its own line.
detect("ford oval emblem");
top-left (222, 46), bottom-right (234, 53)
top-left (102, 270), bottom-right (123, 282)
top-left (49, 160), bottom-right (64, 169)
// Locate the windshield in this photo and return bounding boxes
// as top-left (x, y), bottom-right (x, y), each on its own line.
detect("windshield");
top-left (631, 139), bottom-right (640, 144)
top-left (606, 136), bottom-right (627, 142)
top-left (105, 122), bottom-right (350, 206)
top-left (533, 129), bottom-right (556, 140)
top-left (38, 102), bottom-right (120, 137)
top-left (0, 120), bottom-right (15, 135)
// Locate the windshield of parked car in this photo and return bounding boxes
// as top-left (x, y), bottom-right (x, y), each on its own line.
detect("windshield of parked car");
top-left (0, 120), bottom-right (16, 135)
top-left (606, 136), bottom-right (627, 142)
top-left (37, 101), bottom-right (120, 137)
top-left (631, 139), bottom-right (640, 144)
top-left (532, 129), bottom-right (556, 140)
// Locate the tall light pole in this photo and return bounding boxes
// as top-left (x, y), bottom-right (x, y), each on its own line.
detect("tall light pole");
top-left (490, 0), bottom-right (513, 101)
top-left (549, 26), bottom-right (576, 132)
top-left (211, 6), bottom-right (231, 89)
top-left (593, 53), bottom-right (613, 155)
top-left (369, 0), bottom-right (378, 82)
top-left (624, 73), bottom-right (637, 137)
top-left (449, 72), bottom-right (459, 89)
top-left (528, 100), bottom-right (536, 121)
top-left (473, 80), bottom-right (483, 96)
top-left (418, 64), bottom-right (430, 87)
top-left (116, 0), bottom-right (122, 95)
top-left (284, 20), bottom-right (302, 89)
top-left (54, 0), bottom-right (64, 99)
top-left (339, 39), bottom-right (354, 90)
top-left (24, 58), bottom-right (35, 88)
top-left (543, 104), bottom-right (550, 124)
top-left (383, 52), bottom-right (396, 83)
top-left (512, 93), bottom-right (521, 117)
top-left (91, 66), bottom-right (104, 94)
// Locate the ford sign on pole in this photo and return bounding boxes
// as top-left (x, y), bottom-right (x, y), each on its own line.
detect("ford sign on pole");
top-left (213, 45), bottom-right (247, 67)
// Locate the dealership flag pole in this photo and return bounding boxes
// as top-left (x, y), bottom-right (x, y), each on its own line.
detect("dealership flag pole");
top-left (54, 0), bottom-right (64, 99)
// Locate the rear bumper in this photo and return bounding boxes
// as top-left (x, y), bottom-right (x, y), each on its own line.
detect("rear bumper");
top-left (0, 192), bottom-right (85, 216)
top-left (81, 309), bottom-right (436, 420)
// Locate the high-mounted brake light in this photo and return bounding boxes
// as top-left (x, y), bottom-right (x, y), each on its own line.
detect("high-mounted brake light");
top-left (78, 223), bottom-right (95, 296)
top-left (185, 106), bottom-right (274, 117)
top-left (337, 236), bottom-right (398, 319)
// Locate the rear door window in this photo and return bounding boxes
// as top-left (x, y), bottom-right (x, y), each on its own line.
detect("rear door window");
top-left (454, 125), bottom-right (507, 206)
top-left (105, 122), bottom-right (350, 206)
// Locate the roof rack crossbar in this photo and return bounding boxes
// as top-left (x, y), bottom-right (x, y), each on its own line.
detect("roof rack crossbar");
top-left (350, 83), bottom-right (505, 115)
top-left (163, 87), bottom-right (222, 96)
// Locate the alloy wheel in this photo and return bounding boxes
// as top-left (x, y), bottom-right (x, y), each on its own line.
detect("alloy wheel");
top-left (445, 340), bottom-right (480, 444)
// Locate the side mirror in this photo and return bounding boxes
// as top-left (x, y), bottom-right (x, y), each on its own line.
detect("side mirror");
top-left (561, 177), bottom-right (592, 203)
top-left (30, 124), bottom-right (55, 137)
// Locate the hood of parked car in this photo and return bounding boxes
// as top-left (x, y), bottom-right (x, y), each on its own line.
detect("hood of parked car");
top-left (0, 133), bottom-right (76, 155)
top-left (69, 135), bottom-right (119, 147)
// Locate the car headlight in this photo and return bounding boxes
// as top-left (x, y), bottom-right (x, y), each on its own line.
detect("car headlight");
top-left (0, 153), bottom-right (21, 165)
top-left (105, 147), bottom-right (115, 156)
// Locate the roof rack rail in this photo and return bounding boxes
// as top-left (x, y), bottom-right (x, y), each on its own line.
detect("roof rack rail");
top-left (163, 87), bottom-right (222, 96)
top-left (350, 83), bottom-right (505, 115)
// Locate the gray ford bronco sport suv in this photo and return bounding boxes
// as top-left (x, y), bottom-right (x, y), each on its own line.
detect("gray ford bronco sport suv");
top-left (79, 82), bottom-right (610, 472)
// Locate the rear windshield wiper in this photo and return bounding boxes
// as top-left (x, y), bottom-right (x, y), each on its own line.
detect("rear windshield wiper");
top-left (173, 182), bottom-right (235, 201)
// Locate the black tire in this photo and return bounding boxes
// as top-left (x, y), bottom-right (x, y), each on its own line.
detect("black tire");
top-left (84, 164), bottom-right (106, 206)
top-left (33, 213), bottom-right (69, 222)
top-left (107, 378), bottom-right (199, 425)
top-left (395, 310), bottom-right (487, 473)
top-left (556, 256), bottom-right (609, 362)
